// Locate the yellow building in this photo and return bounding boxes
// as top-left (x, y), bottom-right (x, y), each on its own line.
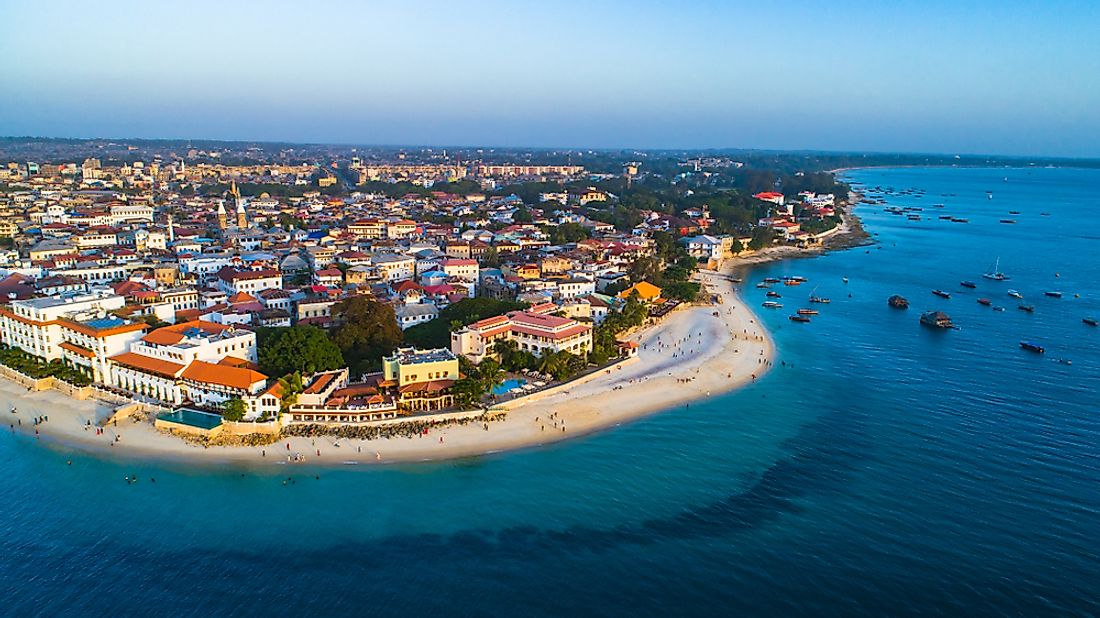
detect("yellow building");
top-left (381, 347), bottom-right (460, 412)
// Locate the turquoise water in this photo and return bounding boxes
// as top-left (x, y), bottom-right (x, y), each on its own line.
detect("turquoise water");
top-left (492, 378), bottom-right (526, 395)
top-left (157, 408), bottom-right (223, 430)
top-left (2, 167), bottom-right (1099, 615)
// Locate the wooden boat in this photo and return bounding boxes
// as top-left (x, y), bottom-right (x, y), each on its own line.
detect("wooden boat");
top-left (766, 291), bottom-right (782, 298)
top-left (920, 311), bottom-right (953, 328)
top-left (888, 295), bottom-right (909, 309)
top-left (1020, 341), bottom-right (1045, 354)
top-left (977, 298), bottom-right (992, 306)
top-left (932, 290), bottom-right (951, 299)
top-left (960, 281), bottom-right (977, 288)
top-left (1083, 317), bottom-right (1098, 326)
top-left (1018, 304), bottom-right (1035, 313)
top-left (1044, 291), bottom-right (1063, 298)
top-left (797, 308), bottom-right (819, 316)
top-left (789, 315), bottom-right (812, 323)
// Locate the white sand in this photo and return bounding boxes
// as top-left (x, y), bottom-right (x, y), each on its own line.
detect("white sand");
top-left (0, 268), bottom-right (774, 467)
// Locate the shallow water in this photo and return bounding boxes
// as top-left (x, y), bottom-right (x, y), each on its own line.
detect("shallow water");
top-left (1, 167), bottom-right (1098, 616)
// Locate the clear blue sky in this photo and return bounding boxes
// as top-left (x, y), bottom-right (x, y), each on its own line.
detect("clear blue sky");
top-left (2, 0), bottom-right (1098, 157)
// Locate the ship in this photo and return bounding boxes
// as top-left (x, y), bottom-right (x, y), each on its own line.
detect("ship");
top-left (888, 295), bottom-right (909, 309)
top-left (920, 311), bottom-right (953, 329)
top-left (932, 290), bottom-right (951, 299)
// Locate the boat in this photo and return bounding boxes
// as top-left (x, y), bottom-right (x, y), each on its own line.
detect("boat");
top-left (1020, 341), bottom-right (1045, 354)
top-left (939, 215), bottom-right (954, 220)
top-left (888, 295), bottom-right (909, 309)
top-left (1008, 290), bottom-right (1023, 299)
top-left (763, 277), bottom-right (781, 284)
top-left (1019, 304), bottom-right (1035, 313)
top-left (1000, 219), bottom-right (1016, 224)
top-left (932, 290), bottom-right (951, 299)
top-left (783, 279), bottom-right (804, 286)
top-left (920, 311), bottom-right (954, 329)
top-left (1044, 291), bottom-right (1063, 298)
top-left (808, 295), bottom-right (831, 304)
top-left (762, 301), bottom-right (783, 309)
top-left (960, 281), bottom-right (977, 288)
top-left (766, 291), bottom-right (782, 298)
top-left (993, 306), bottom-right (1006, 312)
top-left (952, 218), bottom-right (969, 223)
top-left (1084, 318), bottom-right (1098, 326)
top-left (756, 282), bottom-right (770, 289)
top-left (797, 308), bottom-right (819, 316)
top-left (1009, 210), bottom-right (1021, 215)
top-left (789, 315), bottom-right (812, 323)
top-left (842, 277), bottom-right (849, 284)
top-left (907, 214), bottom-right (921, 221)
top-left (983, 257), bottom-right (1009, 281)
top-left (977, 298), bottom-right (992, 306)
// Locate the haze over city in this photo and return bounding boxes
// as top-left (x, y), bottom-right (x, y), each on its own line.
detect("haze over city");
top-left (3, 0), bottom-right (1099, 157)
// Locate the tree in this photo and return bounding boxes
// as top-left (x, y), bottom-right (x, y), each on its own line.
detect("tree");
top-left (478, 359), bottom-right (505, 393)
top-left (257, 325), bottom-right (345, 378)
top-left (222, 397), bottom-right (247, 422)
top-left (331, 296), bottom-right (403, 376)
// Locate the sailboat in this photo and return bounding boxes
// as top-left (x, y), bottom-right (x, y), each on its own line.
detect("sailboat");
top-left (982, 257), bottom-right (1009, 281)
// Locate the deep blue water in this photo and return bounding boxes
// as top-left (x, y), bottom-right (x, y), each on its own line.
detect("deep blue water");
top-left (2, 167), bottom-right (1099, 616)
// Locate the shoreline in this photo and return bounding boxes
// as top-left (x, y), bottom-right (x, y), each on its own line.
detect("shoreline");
top-left (1, 266), bottom-right (776, 468)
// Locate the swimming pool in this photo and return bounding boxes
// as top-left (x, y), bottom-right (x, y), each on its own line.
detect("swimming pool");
top-left (491, 379), bottom-right (526, 396)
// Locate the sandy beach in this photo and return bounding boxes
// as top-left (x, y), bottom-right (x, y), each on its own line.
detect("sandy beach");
top-left (0, 267), bottom-right (775, 467)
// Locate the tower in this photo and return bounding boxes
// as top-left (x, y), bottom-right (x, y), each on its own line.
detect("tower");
top-left (167, 213), bottom-right (175, 243)
top-left (216, 201), bottom-right (228, 230)
top-left (236, 199), bottom-right (247, 228)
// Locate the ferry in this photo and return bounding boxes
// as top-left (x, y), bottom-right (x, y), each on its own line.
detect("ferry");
top-left (977, 298), bottom-right (992, 306)
top-left (932, 290), bottom-right (951, 299)
top-left (1044, 291), bottom-right (1063, 298)
top-left (888, 295), bottom-right (909, 309)
top-left (766, 291), bottom-right (782, 298)
top-left (1020, 341), bottom-right (1045, 354)
top-left (762, 301), bottom-right (783, 309)
top-left (960, 281), bottom-right (977, 289)
top-left (920, 311), bottom-right (954, 329)
top-left (789, 315), bottom-right (812, 323)
top-left (1008, 290), bottom-right (1024, 299)
top-left (1019, 304), bottom-right (1035, 313)
top-left (797, 308), bottom-right (819, 316)
top-left (1083, 317), bottom-right (1098, 327)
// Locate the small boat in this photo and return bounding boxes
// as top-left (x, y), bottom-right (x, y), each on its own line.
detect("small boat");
top-left (789, 315), bottom-right (812, 323)
top-left (1009, 210), bottom-right (1020, 215)
top-left (993, 306), bottom-right (1006, 312)
top-left (797, 308), bottom-right (819, 316)
top-left (1018, 304), bottom-right (1035, 313)
top-left (756, 282), bottom-right (771, 289)
top-left (808, 296), bottom-right (831, 304)
top-left (977, 298), bottom-right (992, 306)
top-left (907, 214), bottom-right (921, 221)
top-left (766, 291), bottom-right (782, 298)
top-left (1000, 219), bottom-right (1016, 224)
top-left (932, 290), bottom-right (951, 299)
top-left (1041, 212), bottom-right (1051, 216)
top-left (1020, 341), bottom-right (1044, 354)
top-left (1008, 290), bottom-right (1023, 299)
top-left (920, 311), bottom-right (954, 329)
top-left (1083, 317), bottom-right (1098, 326)
top-left (983, 257), bottom-right (1009, 281)
top-left (939, 215), bottom-right (954, 220)
top-left (1056, 359), bottom-right (1073, 366)
top-left (763, 277), bottom-right (781, 284)
top-left (1044, 291), bottom-right (1062, 298)
top-left (842, 277), bottom-right (849, 284)
top-left (783, 279), bottom-right (804, 286)
top-left (960, 281), bottom-right (977, 289)
top-left (762, 301), bottom-right (783, 309)
top-left (888, 295), bottom-right (909, 309)
top-left (952, 218), bottom-right (969, 223)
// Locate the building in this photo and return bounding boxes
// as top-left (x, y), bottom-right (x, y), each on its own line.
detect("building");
top-left (382, 347), bottom-right (459, 411)
top-left (451, 310), bottom-right (592, 364)
top-left (217, 268), bottom-right (283, 295)
top-left (617, 281), bottom-right (663, 303)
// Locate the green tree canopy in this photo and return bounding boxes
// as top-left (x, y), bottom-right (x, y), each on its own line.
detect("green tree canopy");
top-left (257, 325), bottom-right (345, 378)
top-left (222, 397), bottom-right (247, 422)
top-left (331, 296), bottom-right (403, 376)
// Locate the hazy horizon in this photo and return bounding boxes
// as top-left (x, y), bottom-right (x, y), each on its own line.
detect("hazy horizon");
top-left (3, 0), bottom-right (1098, 158)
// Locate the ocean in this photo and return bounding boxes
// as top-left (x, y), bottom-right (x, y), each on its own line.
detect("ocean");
top-left (2, 167), bottom-right (1098, 616)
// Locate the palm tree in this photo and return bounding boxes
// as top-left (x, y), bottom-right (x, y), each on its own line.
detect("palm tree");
top-left (478, 359), bottom-right (505, 394)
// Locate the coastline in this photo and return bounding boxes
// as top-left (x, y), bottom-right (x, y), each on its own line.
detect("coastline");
top-left (1, 266), bottom-right (776, 468)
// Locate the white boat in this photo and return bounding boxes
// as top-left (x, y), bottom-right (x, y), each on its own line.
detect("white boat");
top-left (761, 301), bottom-right (783, 309)
top-left (1008, 290), bottom-right (1023, 299)
top-left (983, 257), bottom-right (1009, 281)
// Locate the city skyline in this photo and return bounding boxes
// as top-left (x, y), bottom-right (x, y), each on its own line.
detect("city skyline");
top-left (2, 1), bottom-right (1100, 157)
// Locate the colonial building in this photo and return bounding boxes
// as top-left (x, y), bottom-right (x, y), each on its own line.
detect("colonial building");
top-left (451, 309), bottom-right (592, 364)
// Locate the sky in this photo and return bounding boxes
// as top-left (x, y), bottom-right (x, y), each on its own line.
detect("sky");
top-left (2, 0), bottom-right (1099, 157)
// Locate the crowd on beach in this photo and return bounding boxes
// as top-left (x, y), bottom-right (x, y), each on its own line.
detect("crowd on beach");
top-left (285, 412), bottom-right (504, 441)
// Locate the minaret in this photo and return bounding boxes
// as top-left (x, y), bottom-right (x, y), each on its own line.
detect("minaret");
top-left (236, 199), bottom-right (247, 228)
top-left (216, 201), bottom-right (228, 230)
top-left (167, 213), bottom-right (175, 243)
